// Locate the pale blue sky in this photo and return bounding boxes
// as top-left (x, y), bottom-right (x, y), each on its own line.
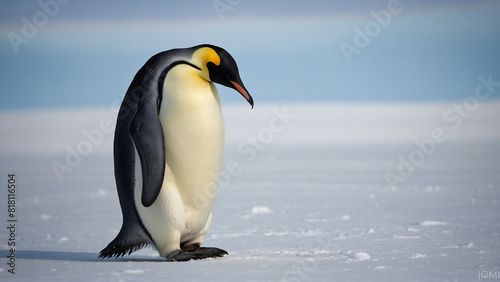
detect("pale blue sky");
top-left (1, 0), bottom-right (499, 110)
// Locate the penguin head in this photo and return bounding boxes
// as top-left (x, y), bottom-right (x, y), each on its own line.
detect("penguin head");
top-left (193, 45), bottom-right (254, 108)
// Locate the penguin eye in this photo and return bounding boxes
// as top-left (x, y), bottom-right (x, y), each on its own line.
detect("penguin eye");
top-left (206, 62), bottom-right (220, 80)
top-left (207, 62), bottom-right (217, 70)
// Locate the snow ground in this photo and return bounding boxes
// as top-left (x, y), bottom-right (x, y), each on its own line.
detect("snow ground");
top-left (0, 102), bottom-right (499, 281)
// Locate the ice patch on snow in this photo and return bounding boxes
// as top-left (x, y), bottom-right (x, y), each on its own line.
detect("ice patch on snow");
top-left (307, 218), bottom-right (328, 223)
top-left (252, 206), bottom-right (273, 214)
top-left (344, 251), bottom-right (370, 261)
top-left (58, 237), bottom-right (69, 243)
top-left (425, 186), bottom-right (442, 192)
top-left (314, 250), bottom-right (333, 255)
top-left (264, 232), bottom-right (288, 236)
top-left (394, 235), bottom-right (421, 239)
top-left (352, 252), bottom-right (370, 261)
top-left (419, 221), bottom-right (448, 226)
top-left (340, 214), bottom-right (351, 221)
top-left (91, 189), bottom-right (108, 198)
top-left (124, 269), bottom-right (144, 274)
top-left (241, 206), bottom-right (274, 218)
top-left (464, 242), bottom-right (474, 248)
top-left (410, 253), bottom-right (428, 259)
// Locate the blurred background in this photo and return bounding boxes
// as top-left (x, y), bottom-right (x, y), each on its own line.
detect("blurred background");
top-left (1, 0), bottom-right (499, 110)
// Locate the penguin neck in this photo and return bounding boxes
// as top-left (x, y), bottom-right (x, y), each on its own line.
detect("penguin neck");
top-left (161, 63), bottom-right (222, 111)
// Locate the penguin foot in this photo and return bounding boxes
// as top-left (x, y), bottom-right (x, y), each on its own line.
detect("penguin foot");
top-left (166, 247), bottom-right (228, 261)
top-left (180, 242), bottom-right (201, 252)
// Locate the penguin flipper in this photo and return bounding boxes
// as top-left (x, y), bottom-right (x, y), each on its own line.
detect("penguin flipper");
top-left (130, 96), bottom-right (166, 208)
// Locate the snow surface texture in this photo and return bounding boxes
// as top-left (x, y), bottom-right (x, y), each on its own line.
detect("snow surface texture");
top-left (0, 103), bottom-right (499, 281)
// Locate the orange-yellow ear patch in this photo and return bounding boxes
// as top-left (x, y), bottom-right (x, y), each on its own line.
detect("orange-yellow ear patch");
top-left (193, 47), bottom-right (220, 66)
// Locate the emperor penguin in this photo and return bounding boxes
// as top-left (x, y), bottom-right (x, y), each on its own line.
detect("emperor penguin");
top-left (99, 44), bottom-right (253, 261)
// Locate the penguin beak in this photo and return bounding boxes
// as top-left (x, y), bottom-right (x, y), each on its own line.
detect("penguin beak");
top-left (230, 80), bottom-right (254, 109)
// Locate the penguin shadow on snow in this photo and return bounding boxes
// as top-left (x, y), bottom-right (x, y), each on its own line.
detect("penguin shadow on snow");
top-left (0, 250), bottom-right (169, 262)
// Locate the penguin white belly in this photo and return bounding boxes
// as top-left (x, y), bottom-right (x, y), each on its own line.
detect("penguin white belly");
top-left (134, 64), bottom-right (224, 257)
